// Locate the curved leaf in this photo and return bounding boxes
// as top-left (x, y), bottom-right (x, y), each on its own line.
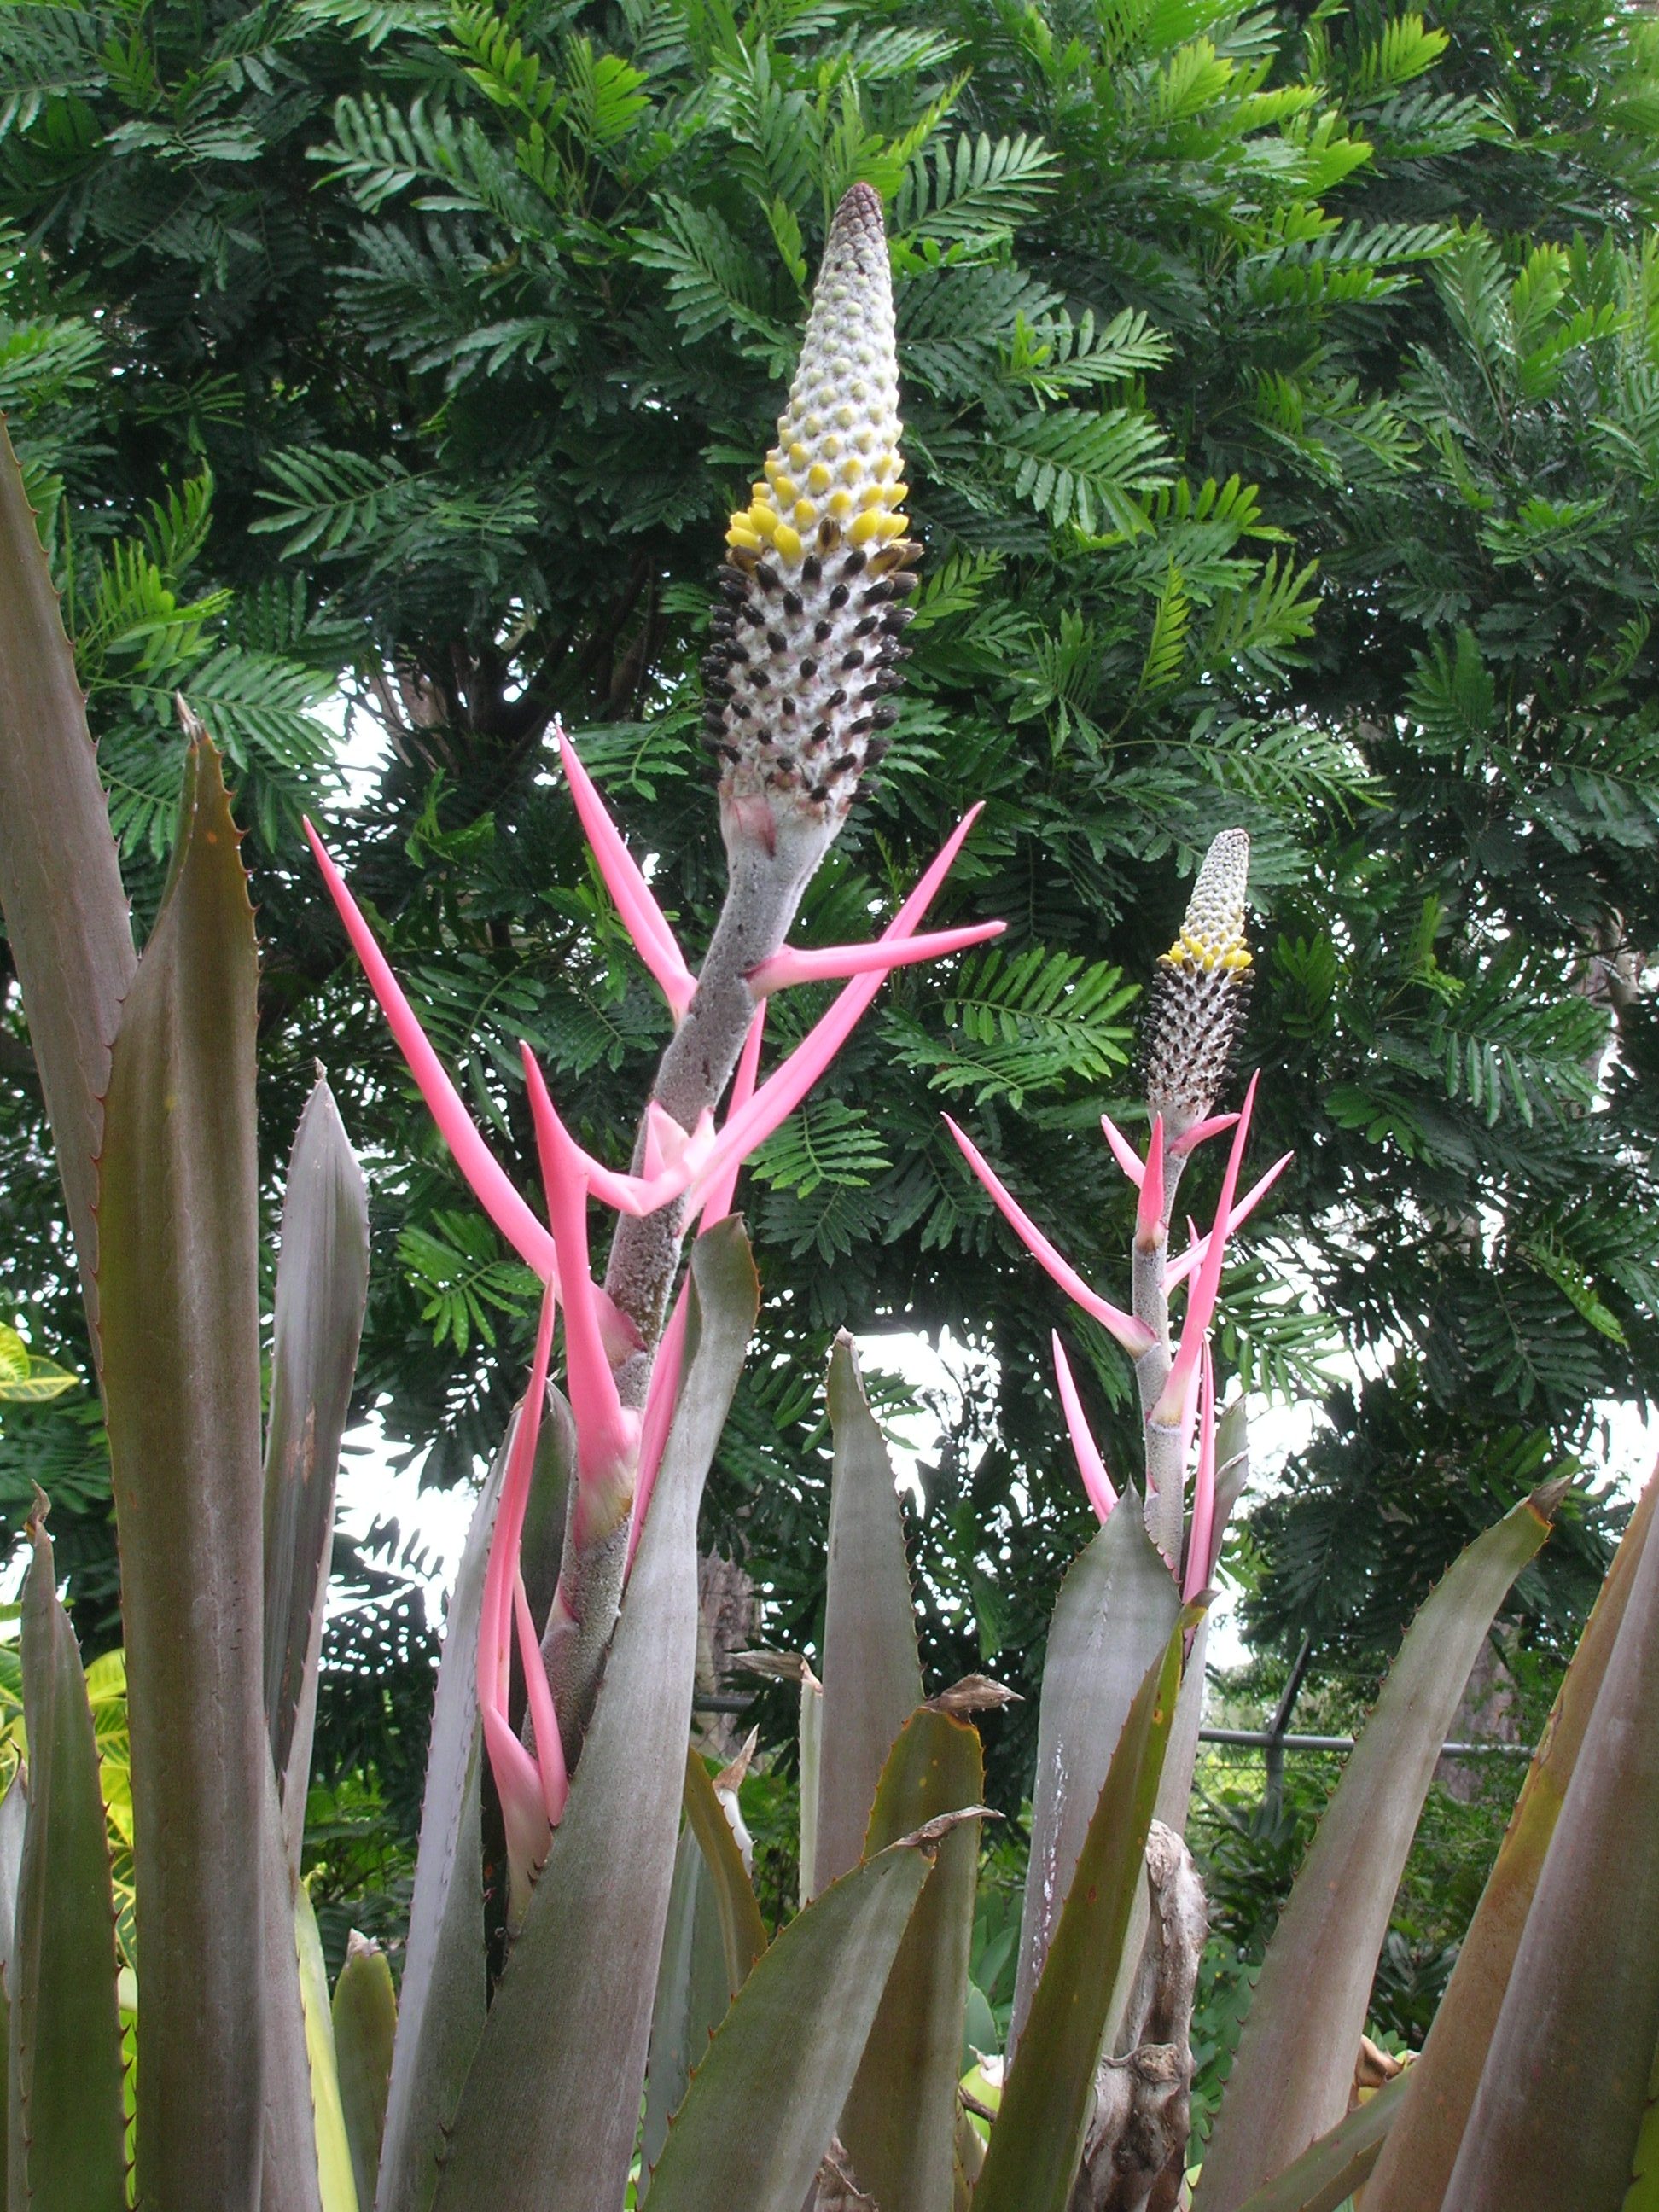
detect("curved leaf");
top-left (1010, 1498), bottom-right (1181, 2047)
top-left (265, 1072), bottom-right (370, 1872)
top-left (1227, 2070), bottom-right (1408, 2212)
top-left (96, 728), bottom-right (271, 2212)
top-left (842, 1707), bottom-right (985, 2212)
top-left (813, 1334), bottom-right (924, 1896)
top-left (972, 1620), bottom-right (1185, 2212)
top-left (1193, 1484), bottom-right (1561, 2212)
top-left (296, 1880), bottom-right (362, 2212)
top-left (641, 1813), bottom-right (735, 2191)
top-left (1443, 1473), bottom-right (1659, 2212)
top-left (429, 1220), bottom-right (760, 2212)
top-left (682, 1745), bottom-right (769, 1992)
top-left (375, 1429), bottom-right (507, 2212)
top-left (0, 420), bottom-right (134, 1324)
top-left (642, 1749), bottom-right (768, 2187)
top-left (646, 1834), bottom-right (949, 2212)
top-left (1367, 1464), bottom-right (1658, 2212)
top-left (9, 1511), bottom-right (125, 2209)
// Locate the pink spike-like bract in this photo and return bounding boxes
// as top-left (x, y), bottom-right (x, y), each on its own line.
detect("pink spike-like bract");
top-left (556, 725), bottom-right (696, 1021)
top-left (1155, 1073), bottom-right (1259, 1428)
top-left (477, 1283), bottom-right (562, 1912)
top-left (1051, 1333), bottom-right (1118, 1523)
top-left (304, 819), bottom-right (558, 1281)
top-left (747, 921), bottom-right (1003, 995)
top-left (1163, 1148), bottom-right (1294, 1290)
top-left (1184, 1341), bottom-right (1219, 1604)
top-left (1136, 1113), bottom-right (1167, 1249)
top-left (942, 1116), bottom-right (1154, 1359)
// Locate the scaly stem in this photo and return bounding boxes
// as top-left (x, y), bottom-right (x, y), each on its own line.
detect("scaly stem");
top-left (604, 829), bottom-right (827, 1386)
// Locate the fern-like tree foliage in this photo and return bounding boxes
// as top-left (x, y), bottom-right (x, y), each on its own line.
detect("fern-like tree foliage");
top-left (1, 0), bottom-right (1657, 1822)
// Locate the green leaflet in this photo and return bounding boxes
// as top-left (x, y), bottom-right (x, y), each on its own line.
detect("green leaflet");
top-left (1194, 1485), bottom-right (1561, 2212)
top-left (1225, 2070), bottom-right (1409, 2212)
top-left (264, 1073), bottom-right (370, 1877)
top-left (841, 1707), bottom-right (985, 2212)
top-left (8, 1513), bottom-right (125, 2209)
top-left (0, 421), bottom-right (135, 1324)
top-left (812, 1335), bottom-right (924, 1896)
top-left (644, 1836), bottom-right (948, 2212)
top-left (1367, 1467), bottom-right (1658, 2212)
top-left (1010, 1497), bottom-right (1181, 2045)
top-left (376, 1430), bottom-right (507, 2212)
top-left (296, 1880), bottom-right (362, 2212)
top-left (333, 1937), bottom-right (398, 2212)
top-left (429, 1220), bottom-right (759, 2212)
top-left (1442, 1472), bottom-right (1659, 2212)
top-left (96, 730), bottom-right (274, 2212)
top-left (973, 1620), bottom-right (1185, 2212)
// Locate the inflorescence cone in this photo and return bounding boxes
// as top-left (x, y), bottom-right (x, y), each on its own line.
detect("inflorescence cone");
top-left (702, 183), bottom-right (919, 847)
top-left (1139, 828), bottom-right (1254, 1133)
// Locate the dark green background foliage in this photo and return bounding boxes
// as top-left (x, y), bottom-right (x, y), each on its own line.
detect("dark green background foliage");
top-left (1, 0), bottom-right (1656, 1924)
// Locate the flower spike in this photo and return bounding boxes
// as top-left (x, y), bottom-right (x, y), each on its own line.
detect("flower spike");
top-left (711, 184), bottom-right (917, 841)
top-left (1052, 1334), bottom-right (1118, 1522)
top-left (944, 1116), bottom-right (1155, 1359)
top-left (1155, 1073), bottom-right (1258, 1424)
top-left (1139, 828), bottom-right (1254, 1134)
top-left (746, 919), bottom-right (1004, 996)
top-left (306, 819), bottom-right (556, 1279)
top-left (556, 725), bottom-right (696, 1020)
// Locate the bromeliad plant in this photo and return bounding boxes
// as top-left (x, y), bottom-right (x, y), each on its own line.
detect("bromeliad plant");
top-left (0, 185), bottom-right (1656, 2212)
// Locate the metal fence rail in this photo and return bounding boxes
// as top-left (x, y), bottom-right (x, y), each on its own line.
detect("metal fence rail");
top-left (1198, 1726), bottom-right (1530, 1759)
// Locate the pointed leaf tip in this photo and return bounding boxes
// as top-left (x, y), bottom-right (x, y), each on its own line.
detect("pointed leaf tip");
top-left (894, 1805), bottom-right (999, 1852)
top-left (1529, 1476), bottom-right (1573, 1522)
